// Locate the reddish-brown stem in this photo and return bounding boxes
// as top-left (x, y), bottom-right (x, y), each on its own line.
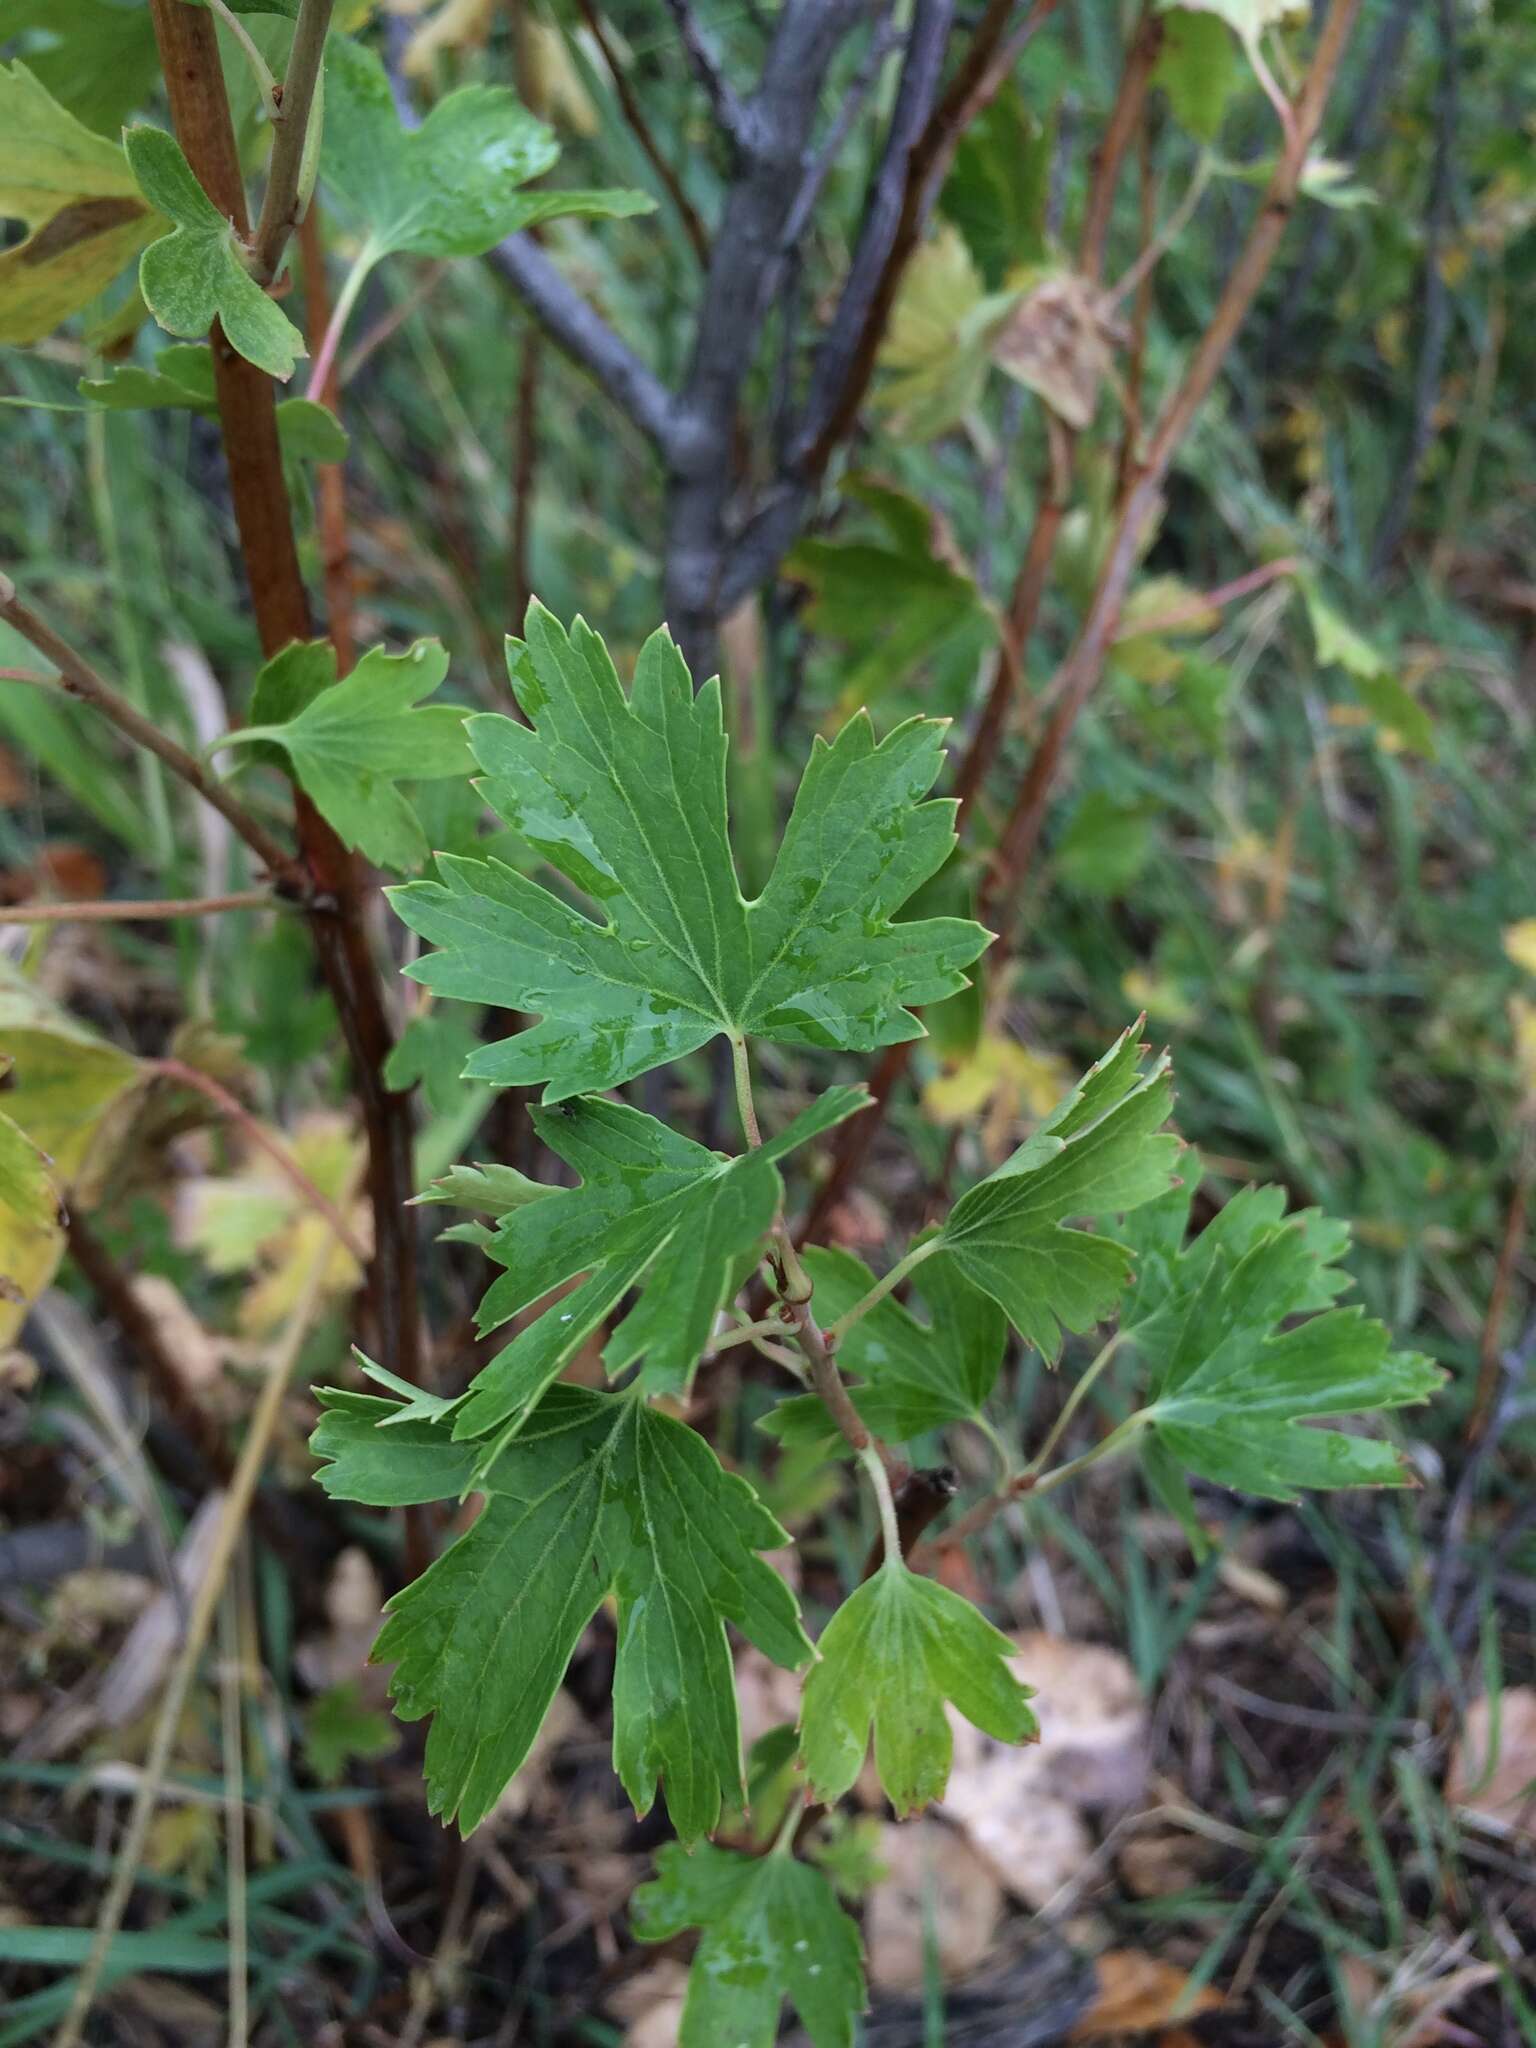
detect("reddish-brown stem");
top-left (951, 417), bottom-right (1074, 822)
top-left (1, 890), bottom-right (275, 923)
top-left (1127, 556), bottom-right (1301, 640)
top-left (982, 0), bottom-right (1362, 938)
top-left (804, 1), bottom-right (1359, 1241)
top-left (1116, 114), bottom-right (1157, 498)
top-left (147, 0), bottom-right (424, 1392)
top-left (1079, 5), bottom-right (1165, 285)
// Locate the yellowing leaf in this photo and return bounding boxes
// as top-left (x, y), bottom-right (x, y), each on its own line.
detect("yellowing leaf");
top-left (0, 61), bottom-right (158, 344)
top-left (1504, 920), bottom-right (1536, 977)
top-left (0, 959), bottom-right (140, 1191)
top-left (875, 225), bottom-right (1003, 439)
top-left (177, 1112), bottom-right (368, 1335)
top-left (0, 1101), bottom-right (65, 1343)
top-left (924, 1031), bottom-right (1071, 1161)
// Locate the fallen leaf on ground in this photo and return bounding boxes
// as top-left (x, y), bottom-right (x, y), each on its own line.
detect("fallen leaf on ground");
top-left (941, 1631), bottom-right (1148, 1905)
top-left (1069, 1951), bottom-right (1223, 2038)
top-left (865, 1817), bottom-right (1002, 1991)
top-left (1446, 1688), bottom-right (1536, 1833)
top-left (611, 1957), bottom-right (691, 2048)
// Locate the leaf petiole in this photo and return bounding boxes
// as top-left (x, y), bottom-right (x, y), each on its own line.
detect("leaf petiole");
top-left (824, 1236), bottom-right (941, 1344)
top-left (206, 0), bottom-right (281, 117)
top-left (860, 1442), bottom-right (904, 1567)
top-left (1026, 1408), bottom-right (1151, 1499)
top-left (1021, 1329), bottom-right (1128, 1481)
top-left (306, 240), bottom-right (381, 403)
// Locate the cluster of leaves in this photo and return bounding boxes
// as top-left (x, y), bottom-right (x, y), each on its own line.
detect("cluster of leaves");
top-left (0, 25), bottom-right (650, 397)
top-left (300, 608), bottom-right (1438, 2048)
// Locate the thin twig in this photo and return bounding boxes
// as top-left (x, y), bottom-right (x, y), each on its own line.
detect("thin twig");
top-left (1078, 3), bottom-right (1165, 284)
top-left (0, 573), bottom-right (302, 890)
top-left (251, 0), bottom-right (337, 285)
top-left (149, 1056), bottom-right (371, 1265)
top-left (983, 0), bottom-right (1364, 936)
top-left (54, 1235), bottom-right (337, 2048)
top-left (579, 0), bottom-right (710, 264)
top-left (149, 0), bottom-right (427, 1401)
top-left (663, 0), bottom-right (749, 147)
top-left (0, 889), bottom-right (276, 924)
top-left (730, 1035), bottom-right (889, 1470)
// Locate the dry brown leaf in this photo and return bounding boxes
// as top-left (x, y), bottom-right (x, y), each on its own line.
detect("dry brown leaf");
top-left (296, 1545), bottom-right (389, 1702)
top-left (940, 1632), bottom-right (1146, 1907)
top-left (1216, 1553), bottom-right (1289, 1614)
top-left (991, 273), bottom-right (1122, 430)
top-left (1070, 1951), bottom-right (1223, 2039)
top-left (127, 1274), bottom-right (224, 1392)
top-left (613, 1957), bottom-right (690, 2048)
top-left (866, 1818), bottom-right (1002, 1991)
top-left (1445, 1688), bottom-right (1536, 1834)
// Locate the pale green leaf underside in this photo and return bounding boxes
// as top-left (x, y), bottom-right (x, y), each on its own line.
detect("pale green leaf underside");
top-left (761, 1243), bottom-right (1005, 1450)
top-left (633, 1842), bottom-right (866, 2048)
top-left (457, 1086), bottom-right (866, 1450)
top-left (310, 1384), bottom-right (810, 1840)
top-left (124, 125), bottom-right (304, 379)
top-left (798, 1562), bottom-right (1036, 1815)
top-left (321, 37), bottom-right (652, 261)
top-left (391, 603), bottom-right (989, 1101)
top-left (224, 639), bottom-right (470, 870)
top-left (930, 1025), bottom-right (1181, 1358)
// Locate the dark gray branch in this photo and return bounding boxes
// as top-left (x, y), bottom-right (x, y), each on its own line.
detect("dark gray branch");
top-left (663, 0), bottom-right (750, 147)
top-left (793, 0), bottom-right (956, 463)
top-left (664, 0), bottom-right (870, 668)
top-left (489, 235), bottom-right (682, 458)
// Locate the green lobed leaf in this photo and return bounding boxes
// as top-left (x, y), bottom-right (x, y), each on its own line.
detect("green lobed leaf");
top-left (390, 603), bottom-right (990, 1101)
top-left (302, 1679), bottom-right (398, 1785)
top-left (799, 1562), bottom-right (1037, 1815)
top-left (1122, 1183), bottom-right (1443, 1507)
top-left (761, 1244), bottom-right (1005, 1451)
top-left (926, 1026), bottom-right (1181, 1359)
top-left (0, 61), bottom-right (158, 346)
top-left (124, 125), bottom-right (305, 378)
top-left (321, 36), bottom-right (652, 264)
top-left (633, 1842), bottom-right (866, 2048)
top-left (409, 1159), bottom-right (552, 1217)
top-left (456, 1087), bottom-right (867, 1447)
top-left (310, 1384), bottom-right (812, 1840)
top-left (1153, 9), bottom-right (1241, 142)
top-left (222, 640), bottom-right (471, 870)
